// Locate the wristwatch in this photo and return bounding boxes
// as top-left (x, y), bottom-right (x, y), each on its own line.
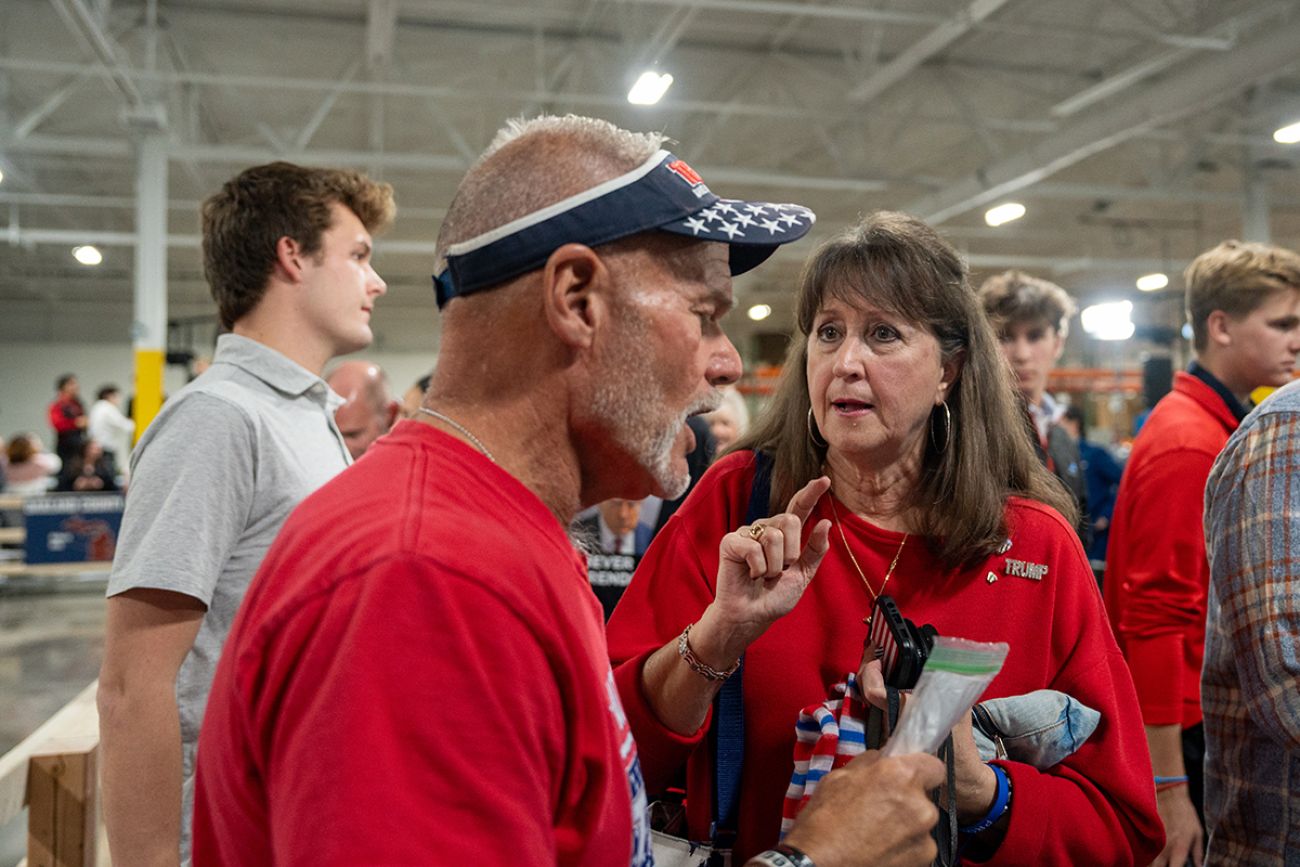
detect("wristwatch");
top-left (747, 843), bottom-right (816, 867)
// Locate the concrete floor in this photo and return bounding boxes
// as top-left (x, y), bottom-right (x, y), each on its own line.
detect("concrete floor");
top-left (0, 586), bottom-right (107, 866)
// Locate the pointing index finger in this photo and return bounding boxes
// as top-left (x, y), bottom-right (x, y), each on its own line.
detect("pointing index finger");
top-left (785, 475), bottom-right (831, 523)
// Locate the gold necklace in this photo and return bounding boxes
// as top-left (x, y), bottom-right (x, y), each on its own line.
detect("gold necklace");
top-left (827, 494), bottom-right (908, 605)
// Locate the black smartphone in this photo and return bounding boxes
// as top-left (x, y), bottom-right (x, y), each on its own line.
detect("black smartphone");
top-left (867, 595), bottom-right (935, 690)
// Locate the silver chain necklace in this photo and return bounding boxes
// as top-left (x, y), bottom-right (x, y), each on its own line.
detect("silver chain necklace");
top-left (416, 406), bottom-right (496, 463)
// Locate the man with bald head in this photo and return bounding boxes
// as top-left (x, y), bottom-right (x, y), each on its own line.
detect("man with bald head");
top-left (326, 360), bottom-right (400, 458)
top-left (195, 115), bottom-right (944, 867)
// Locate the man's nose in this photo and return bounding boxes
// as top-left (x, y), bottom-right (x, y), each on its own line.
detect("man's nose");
top-left (708, 334), bottom-right (743, 387)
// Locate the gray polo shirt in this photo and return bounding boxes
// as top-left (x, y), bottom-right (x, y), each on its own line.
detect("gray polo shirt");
top-left (108, 333), bottom-right (350, 862)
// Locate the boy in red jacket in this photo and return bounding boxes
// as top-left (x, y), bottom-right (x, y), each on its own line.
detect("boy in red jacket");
top-left (1105, 239), bottom-right (1300, 867)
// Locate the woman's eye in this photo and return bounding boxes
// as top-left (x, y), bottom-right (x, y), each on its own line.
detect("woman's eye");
top-left (816, 324), bottom-right (840, 341)
top-left (871, 324), bottom-right (899, 341)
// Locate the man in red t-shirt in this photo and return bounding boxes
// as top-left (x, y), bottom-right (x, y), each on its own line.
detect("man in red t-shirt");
top-left (1106, 239), bottom-right (1300, 867)
top-left (193, 116), bottom-right (945, 867)
top-left (48, 373), bottom-right (87, 464)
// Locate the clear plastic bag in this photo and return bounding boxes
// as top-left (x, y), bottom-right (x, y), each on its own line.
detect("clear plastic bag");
top-left (881, 636), bottom-right (1009, 757)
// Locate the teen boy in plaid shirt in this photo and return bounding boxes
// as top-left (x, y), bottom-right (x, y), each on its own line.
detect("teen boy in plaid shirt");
top-left (1203, 373), bottom-right (1300, 864)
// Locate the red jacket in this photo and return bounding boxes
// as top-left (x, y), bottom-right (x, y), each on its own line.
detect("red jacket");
top-left (48, 395), bottom-right (84, 434)
top-left (1104, 372), bottom-right (1239, 728)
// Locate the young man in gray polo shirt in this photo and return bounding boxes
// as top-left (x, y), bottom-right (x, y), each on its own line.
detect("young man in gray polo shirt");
top-left (97, 162), bottom-right (395, 867)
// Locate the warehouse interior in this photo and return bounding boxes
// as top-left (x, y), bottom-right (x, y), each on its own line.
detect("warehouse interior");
top-left (2, 1), bottom-right (1300, 861)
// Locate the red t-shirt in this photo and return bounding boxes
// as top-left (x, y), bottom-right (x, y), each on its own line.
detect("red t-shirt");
top-left (607, 451), bottom-right (1162, 866)
top-left (1104, 372), bottom-right (1239, 728)
top-left (194, 421), bottom-right (678, 866)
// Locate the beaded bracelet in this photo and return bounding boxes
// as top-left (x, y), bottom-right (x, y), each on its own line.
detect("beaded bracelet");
top-left (958, 763), bottom-right (1012, 835)
top-left (676, 623), bottom-right (741, 682)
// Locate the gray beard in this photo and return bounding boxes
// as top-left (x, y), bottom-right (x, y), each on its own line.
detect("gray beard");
top-left (589, 292), bottom-right (722, 499)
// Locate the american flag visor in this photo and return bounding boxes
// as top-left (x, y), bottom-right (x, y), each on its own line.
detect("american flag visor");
top-left (433, 149), bottom-right (816, 307)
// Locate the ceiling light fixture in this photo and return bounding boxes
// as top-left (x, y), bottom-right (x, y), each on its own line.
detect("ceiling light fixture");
top-left (747, 303), bottom-right (772, 321)
top-left (1273, 120), bottom-right (1300, 144)
top-left (628, 71), bottom-right (674, 106)
top-left (1136, 272), bottom-right (1168, 292)
top-left (984, 202), bottom-right (1026, 227)
top-left (0, 168), bottom-right (5, 185)
top-left (72, 245), bottom-right (103, 266)
top-left (1080, 300), bottom-right (1134, 341)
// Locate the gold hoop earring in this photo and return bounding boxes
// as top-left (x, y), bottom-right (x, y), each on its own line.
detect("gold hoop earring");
top-left (929, 400), bottom-right (952, 453)
top-left (807, 407), bottom-right (828, 449)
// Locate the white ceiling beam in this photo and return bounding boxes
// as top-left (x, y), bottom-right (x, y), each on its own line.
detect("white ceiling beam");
top-left (366, 0), bottom-right (398, 72)
top-left (295, 56), bottom-right (363, 151)
top-left (0, 134), bottom-right (467, 171)
top-left (1022, 182), bottom-right (1280, 206)
top-left (846, 0), bottom-right (1014, 104)
top-left (11, 68), bottom-right (98, 139)
top-left (605, 0), bottom-right (1229, 48)
top-left (10, 134), bottom-right (1298, 210)
top-left (903, 15), bottom-right (1300, 225)
top-left (1050, 4), bottom-right (1283, 118)
top-left (3, 223), bottom-right (1183, 278)
top-left (697, 232), bottom-right (1187, 276)
top-left (0, 56), bottom-right (829, 122)
top-left (605, 0), bottom-right (941, 27)
top-left (1050, 50), bottom-right (1187, 118)
top-left (0, 190), bottom-right (449, 220)
top-left (0, 134), bottom-right (891, 191)
top-left (47, 0), bottom-right (144, 106)
top-left (0, 55), bottom-right (1062, 129)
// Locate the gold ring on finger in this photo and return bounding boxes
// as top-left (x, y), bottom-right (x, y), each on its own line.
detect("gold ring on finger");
top-left (748, 523), bottom-right (766, 541)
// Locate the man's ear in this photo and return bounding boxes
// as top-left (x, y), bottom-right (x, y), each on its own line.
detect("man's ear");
top-left (541, 243), bottom-right (608, 350)
top-left (1051, 328), bottom-right (1066, 362)
top-left (382, 399), bottom-right (400, 431)
top-left (273, 236), bottom-right (308, 283)
top-left (1206, 310), bottom-right (1234, 347)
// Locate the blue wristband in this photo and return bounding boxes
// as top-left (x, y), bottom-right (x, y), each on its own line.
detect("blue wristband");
top-left (1154, 775), bottom-right (1189, 785)
top-left (959, 763), bottom-right (1011, 835)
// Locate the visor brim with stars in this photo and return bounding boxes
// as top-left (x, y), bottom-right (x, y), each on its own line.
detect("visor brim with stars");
top-left (433, 149), bottom-right (816, 308)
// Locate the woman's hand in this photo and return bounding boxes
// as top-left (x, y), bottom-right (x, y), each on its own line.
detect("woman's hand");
top-left (858, 650), bottom-right (997, 823)
top-left (700, 476), bottom-right (832, 656)
top-left (645, 476), bottom-right (832, 735)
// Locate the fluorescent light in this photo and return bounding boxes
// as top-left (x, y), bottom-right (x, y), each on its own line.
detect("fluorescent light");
top-left (1274, 120), bottom-right (1300, 144)
top-left (72, 245), bottom-right (103, 266)
top-left (984, 202), bottom-right (1026, 227)
top-left (1080, 300), bottom-right (1134, 341)
top-left (628, 71), bottom-right (674, 106)
top-left (747, 304), bottom-right (772, 321)
top-left (0, 168), bottom-right (5, 185)
top-left (1182, 322), bottom-right (1194, 341)
top-left (1136, 272), bottom-right (1168, 292)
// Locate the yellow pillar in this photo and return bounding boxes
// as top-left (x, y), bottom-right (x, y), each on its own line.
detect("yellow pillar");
top-left (132, 348), bottom-right (165, 439)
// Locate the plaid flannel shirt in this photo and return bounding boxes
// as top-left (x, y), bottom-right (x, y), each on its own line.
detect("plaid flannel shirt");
top-left (1203, 378), bottom-right (1300, 865)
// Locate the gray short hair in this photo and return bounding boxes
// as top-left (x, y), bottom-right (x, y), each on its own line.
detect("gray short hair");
top-left (434, 115), bottom-right (669, 275)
